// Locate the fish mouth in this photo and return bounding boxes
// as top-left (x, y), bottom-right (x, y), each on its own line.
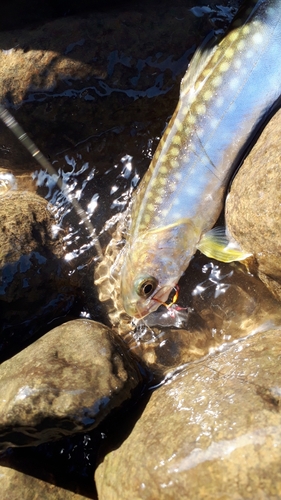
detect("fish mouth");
top-left (152, 286), bottom-right (173, 306)
top-left (124, 285), bottom-right (174, 319)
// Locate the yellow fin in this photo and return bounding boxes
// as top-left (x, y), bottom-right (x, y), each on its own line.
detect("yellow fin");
top-left (197, 227), bottom-right (252, 263)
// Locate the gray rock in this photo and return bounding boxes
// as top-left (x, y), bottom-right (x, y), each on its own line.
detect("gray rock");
top-left (0, 465), bottom-right (88, 500)
top-left (96, 328), bottom-right (281, 499)
top-left (0, 319), bottom-right (142, 451)
top-left (226, 107), bottom-right (281, 302)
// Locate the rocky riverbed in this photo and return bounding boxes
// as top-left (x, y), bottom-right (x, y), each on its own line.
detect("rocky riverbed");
top-left (1, 0), bottom-right (281, 499)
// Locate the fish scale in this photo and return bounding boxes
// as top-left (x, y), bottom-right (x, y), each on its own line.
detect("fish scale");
top-left (121, 0), bottom-right (281, 318)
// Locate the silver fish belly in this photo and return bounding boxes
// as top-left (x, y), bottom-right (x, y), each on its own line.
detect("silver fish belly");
top-left (120, 0), bottom-right (281, 318)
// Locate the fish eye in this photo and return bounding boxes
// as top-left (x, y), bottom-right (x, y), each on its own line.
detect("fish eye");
top-left (136, 276), bottom-right (158, 298)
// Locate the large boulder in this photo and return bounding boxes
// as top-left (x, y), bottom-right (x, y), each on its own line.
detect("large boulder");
top-left (0, 319), bottom-right (142, 451)
top-left (0, 464), bottom-right (88, 500)
top-left (95, 328), bottom-right (281, 499)
top-left (226, 108), bottom-right (281, 302)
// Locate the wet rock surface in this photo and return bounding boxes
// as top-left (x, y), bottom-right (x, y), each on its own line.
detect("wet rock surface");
top-left (0, 0), bottom-right (240, 170)
top-left (0, 464), bottom-right (88, 500)
top-left (95, 328), bottom-right (281, 500)
top-left (96, 252), bottom-right (281, 379)
top-left (226, 108), bottom-right (281, 302)
top-left (0, 190), bottom-right (80, 359)
top-left (0, 319), bottom-right (142, 451)
top-left (1, 0), bottom-right (280, 498)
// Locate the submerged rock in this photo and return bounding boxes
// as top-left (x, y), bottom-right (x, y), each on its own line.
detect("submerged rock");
top-left (0, 319), bottom-right (142, 451)
top-left (95, 328), bottom-right (281, 499)
top-left (226, 108), bottom-right (281, 302)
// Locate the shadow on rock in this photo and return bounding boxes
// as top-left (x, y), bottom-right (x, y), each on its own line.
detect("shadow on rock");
top-left (0, 191), bottom-right (83, 361)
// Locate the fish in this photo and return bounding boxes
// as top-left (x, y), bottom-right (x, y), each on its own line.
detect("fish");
top-left (120, 0), bottom-right (281, 319)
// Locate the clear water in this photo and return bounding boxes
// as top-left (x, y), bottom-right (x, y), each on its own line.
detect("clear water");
top-left (2, 0), bottom-right (281, 496)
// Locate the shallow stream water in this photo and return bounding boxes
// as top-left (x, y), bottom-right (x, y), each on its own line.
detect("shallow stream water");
top-left (1, 0), bottom-right (281, 497)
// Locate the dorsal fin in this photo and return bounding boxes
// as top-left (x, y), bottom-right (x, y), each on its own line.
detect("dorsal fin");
top-left (180, 30), bottom-right (220, 98)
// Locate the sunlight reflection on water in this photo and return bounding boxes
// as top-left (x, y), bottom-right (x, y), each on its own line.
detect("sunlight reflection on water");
top-left (2, 0), bottom-right (279, 381)
top-left (29, 139), bottom-right (281, 381)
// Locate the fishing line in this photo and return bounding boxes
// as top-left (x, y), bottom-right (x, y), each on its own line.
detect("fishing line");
top-left (0, 104), bottom-right (103, 260)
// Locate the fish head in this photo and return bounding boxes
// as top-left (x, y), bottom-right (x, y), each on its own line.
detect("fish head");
top-left (120, 220), bottom-right (199, 318)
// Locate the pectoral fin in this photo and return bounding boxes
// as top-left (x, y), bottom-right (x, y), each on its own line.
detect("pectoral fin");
top-left (197, 227), bottom-right (252, 263)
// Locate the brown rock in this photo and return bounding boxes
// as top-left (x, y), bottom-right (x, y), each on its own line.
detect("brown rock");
top-left (0, 464), bottom-right (88, 500)
top-left (0, 191), bottom-right (62, 269)
top-left (226, 108), bottom-right (281, 301)
top-left (0, 190), bottom-right (81, 357)
top-left (0, 0), bottom-right (237, 170)
top-left (95, 328), bottom-right (281, 500)
top-left (0, 319), bottom-right (142, 451)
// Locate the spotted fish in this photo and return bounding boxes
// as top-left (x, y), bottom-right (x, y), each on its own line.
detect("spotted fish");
top-left (120, 0), bottom-right (281, 318)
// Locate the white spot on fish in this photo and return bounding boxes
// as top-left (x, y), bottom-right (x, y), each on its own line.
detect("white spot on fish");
top-left (196, 103), bottom-right (206, 115)
top-left (233, 58), bottom-right (242, 70)
top-left (237, 39), bottom-right (245, 51)
top-left (187, 114), bottom-right (196, 125)
top-left (224, 47), bottom-right (234, 59)
top-left (170, 159), bottom-right (179, 169)
top-left (229, 77), bottom-right (240, 90)
top-left (172, 135), bottom-right (181, 145)
top-left (228, 30), bottom-right (239, 42)
top-left (174, 172), bottom-right (182, 181)
top-left (175, 118), bottom-right (183, 131)
top-left (242, 24), bottom-right (250, 36)
top-left (170, 146), bottom-right (180, 156)
top-left (155, 196), bottom-right (163, 204)
top-left (219, 61), bottom-right (230, 73)
top-left (203, 89), bottom-right (212, 101)
top-left (210, 118), bottom-right (219, 129)
top-left (252, 32), bottom-right (263, 45)
top-left (215, 95), bottom-right (224, 108)
top-left (245, 50), bottom-right (254, 59)
top-left (212, 75), bottom-right (223, 88)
